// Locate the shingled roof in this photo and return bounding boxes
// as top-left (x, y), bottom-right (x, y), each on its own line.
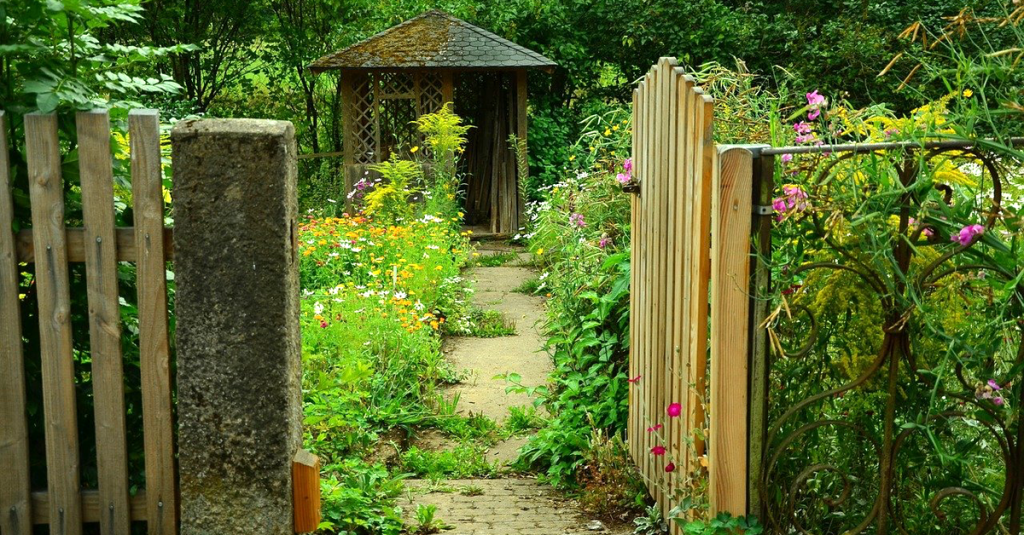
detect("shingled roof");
top-left (308, 10), bottom-right (557, 73)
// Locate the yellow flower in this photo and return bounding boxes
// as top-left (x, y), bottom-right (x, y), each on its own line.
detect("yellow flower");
top-left (569, 155), bottom-right (576, 161)
top-left (603, 129), bottom-right (611, 136)
top-left (962, 89), bottom-right (973, 98)
top-left (410, 146), bottom-right (420, 153)
top-left (536, 248), bottom-right (544, 255)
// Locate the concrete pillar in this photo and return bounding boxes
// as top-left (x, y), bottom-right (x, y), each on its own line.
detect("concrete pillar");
top-left (171, 119), bottom-right (301, 535)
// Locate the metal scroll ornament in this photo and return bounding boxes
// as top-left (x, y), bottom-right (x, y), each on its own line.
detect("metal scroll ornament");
top-left (760, 148), bottom-right (1024, 535)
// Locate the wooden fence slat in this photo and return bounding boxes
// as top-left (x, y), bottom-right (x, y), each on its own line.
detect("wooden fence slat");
top-left (686, 89), bottom-right (708, 465)
top-left (708, 146), bottom-right (754, 515)
top-left (0, 110), bottom-right (33, 535)
top-left (77, 110), bottom-right (131, 535)
top-left (662, 65), bottom-right (682, 506)
top-left (25, 112), bottom-right (83, 535)
top-left (641, 68), bottom-right (655, 486)
top-left (629, 87), bottom-right (640, 464)
top-left (129, 109), bottom-right (177, 535)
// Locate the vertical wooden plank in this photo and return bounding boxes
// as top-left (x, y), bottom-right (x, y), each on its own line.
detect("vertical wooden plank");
top-left (441, 71), bottom-right (455, 106)
top-left (654, 58), bottom-right (672, 506)
top-left (77, 110), bottom-right (131, 534)
top-left (687, 89), bottom-right (708, 465)
top-left (515, 69), bottom-right (528, 231)
top-left (665, 67), bottom-right (687, 509)
top-left (0, 111), bottom-right (33, 535)
top-left (340, 73), bottom-right (358, 212)
top-left (708, 146), bottom-right (754, 515)
top-left (130, 109), bottom-right (177, 535)
top-left (641, 67), bottom-right (656, 491)
top-left (747, 152), bottom-right (774, 517)
top-left (26, 112), bottom-right (83, 535)
top-left (673, 76), bottom-right (695, 480)
top-left (629, 87), bottom-right (640, 463)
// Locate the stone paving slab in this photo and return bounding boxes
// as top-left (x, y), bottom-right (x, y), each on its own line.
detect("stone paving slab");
top-left (400, 479), bottom-right (630, 535)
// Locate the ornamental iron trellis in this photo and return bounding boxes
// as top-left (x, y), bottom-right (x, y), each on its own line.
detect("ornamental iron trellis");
top-left (753, 140), bottom-right (1024, 535)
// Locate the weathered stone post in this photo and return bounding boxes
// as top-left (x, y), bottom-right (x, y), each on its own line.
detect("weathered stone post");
top-left (171, 120), bottom-right (302, 535)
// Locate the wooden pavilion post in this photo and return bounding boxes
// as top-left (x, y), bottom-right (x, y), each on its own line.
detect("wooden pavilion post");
top-left (515, 69), bottom-right (528, 232)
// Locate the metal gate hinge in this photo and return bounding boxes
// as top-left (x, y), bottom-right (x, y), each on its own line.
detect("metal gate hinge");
top-left (753, 205), bottom-right (774, 216)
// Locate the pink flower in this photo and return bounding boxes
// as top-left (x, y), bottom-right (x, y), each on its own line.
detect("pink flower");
top-left (795, 134), bottom-right (816, 144)
top-left (994, 397), bottom-right (1005, 406)
top-left (569, 213), bottom-right (586, 228)
top-left (988, 379), bottom-right (1002, 391)
top-left (599, 236), bottom-right (612, 249)
top-left (647, 424), bottom-right (663, 432)
top-left (806, 90), bottom-right (826, 107)
top-left (628, 375), bottom-right (641, 384)
top-left (651, 445), bottom-right (666, 456)
top-left (665, 462), bottom-right (675, 473)
top-left (320, 321), bottom-right (328, 329)
top-left (808, 108), bottom-right (821, 121)
top-left (616, 173), bottom-right (631, 184)
top-left (667, 402), bottom-right (682, 417)
top-left (923, 228), bottom-right (934, 238)
top-left (623, 158), bottom-right (633, 173)
top-left (951, 224), bottom-right (985, 246)
top-left (793, 122), bottom-right (812, 134)
top-left (781, 153), bottom-right (793, 163)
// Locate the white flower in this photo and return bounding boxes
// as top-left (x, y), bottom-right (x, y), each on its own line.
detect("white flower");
top-left (352, 247), bottom-right (362, 252)
top-left (313, 302), bottom-right (324, 315)
top-left (414, 300), bottom-right (425, 311)
top-left (395, 291), bottom-right (408, 300)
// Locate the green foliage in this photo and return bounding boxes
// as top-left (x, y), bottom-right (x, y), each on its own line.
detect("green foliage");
top-left (513, 113), bottom-right (633, 486)
top-left (365, 155), bottom-right (423, 225)
top-left (632, 505), bottom-right (666, 535)
top-left (468, 251), bottom-right (519, 267)
top-left (318, 460), bottom-right (407, 534)
top-left (673, 513), bottom-right (763, 535)
top-left (411, 504), bottom-right (449, 534)
top-left (0, 0), bottom-right (189, 113)
top-left (400, 444), bottom-right (497, 479)
top-left (503, 406), bottom-right (546, 436)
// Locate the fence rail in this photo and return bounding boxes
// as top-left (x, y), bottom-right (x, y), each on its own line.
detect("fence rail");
top-left (0, 109), bottom-right (177, 535)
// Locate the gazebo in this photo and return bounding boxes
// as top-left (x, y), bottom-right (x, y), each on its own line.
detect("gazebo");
top-left (309, 10), bottom-right (556, 234)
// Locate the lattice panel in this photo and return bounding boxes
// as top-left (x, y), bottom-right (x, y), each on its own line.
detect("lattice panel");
top-left (378, 72), bottom-right (414, 98)
top-left (352, 75), bottom-right (376, 164)
top-left (418, 73), bottom-right (445, 116)
top-left (379, 97), bottom-right (419, 159)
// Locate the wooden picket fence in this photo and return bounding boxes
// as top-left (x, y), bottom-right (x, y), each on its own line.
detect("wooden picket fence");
top-left (0, 110), bottom-right (177, 535)
top-left (628, 58), bottom-right (758, 522)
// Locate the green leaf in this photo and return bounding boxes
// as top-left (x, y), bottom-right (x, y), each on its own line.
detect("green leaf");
top-left (36, 92), bottom-right (59, 113)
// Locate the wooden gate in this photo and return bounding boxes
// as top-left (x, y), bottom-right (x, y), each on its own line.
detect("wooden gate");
top-left (0, 110), bottom-right (176, 535)
top-left (628, 57), bottom-right (760, 520)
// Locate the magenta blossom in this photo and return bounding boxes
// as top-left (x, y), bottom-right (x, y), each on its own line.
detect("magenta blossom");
top-left (806, 90), bottom-right (826, 107)
top-left (667, 402), bottom-right (682, 417)
top-left (781, 153), bottom-right (793, 163)
top-left (651, 445), bottom-right (666, 456)
top-left (951, 224), bottom-right (985, 246)
top-left (647, 424), bottom-right (663, 433)
top-left (569, 213), bottom-right (586, 228)
top-left (773, 185), bottom-right (809, 221)
top-left (988, 379), bottom-right (1002, 391)
top-left (793, 121), bottom-right (812, 134)
top-left (616, 173), bottom-right (631, 184)
top-left (808, 108), bottom-right (821, 121)
top-left (623, 158), bottom-right (633, 173)
top-left (320, 321), bottom-right (328, 329)
top-left (599, 236), bottom-right (612, 249)
top-left (665, 462), bottom-right (676, 473)
top-left (628, 375), bottom-right (641, 384)
top-left (795, 134), bottom-right (816, 144)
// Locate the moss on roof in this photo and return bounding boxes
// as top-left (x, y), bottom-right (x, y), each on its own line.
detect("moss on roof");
top-left (308, 10), bottom-right (557, 72)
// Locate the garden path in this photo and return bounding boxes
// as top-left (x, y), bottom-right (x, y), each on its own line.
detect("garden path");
top-left (401, 243), bottom-right (629, 535)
